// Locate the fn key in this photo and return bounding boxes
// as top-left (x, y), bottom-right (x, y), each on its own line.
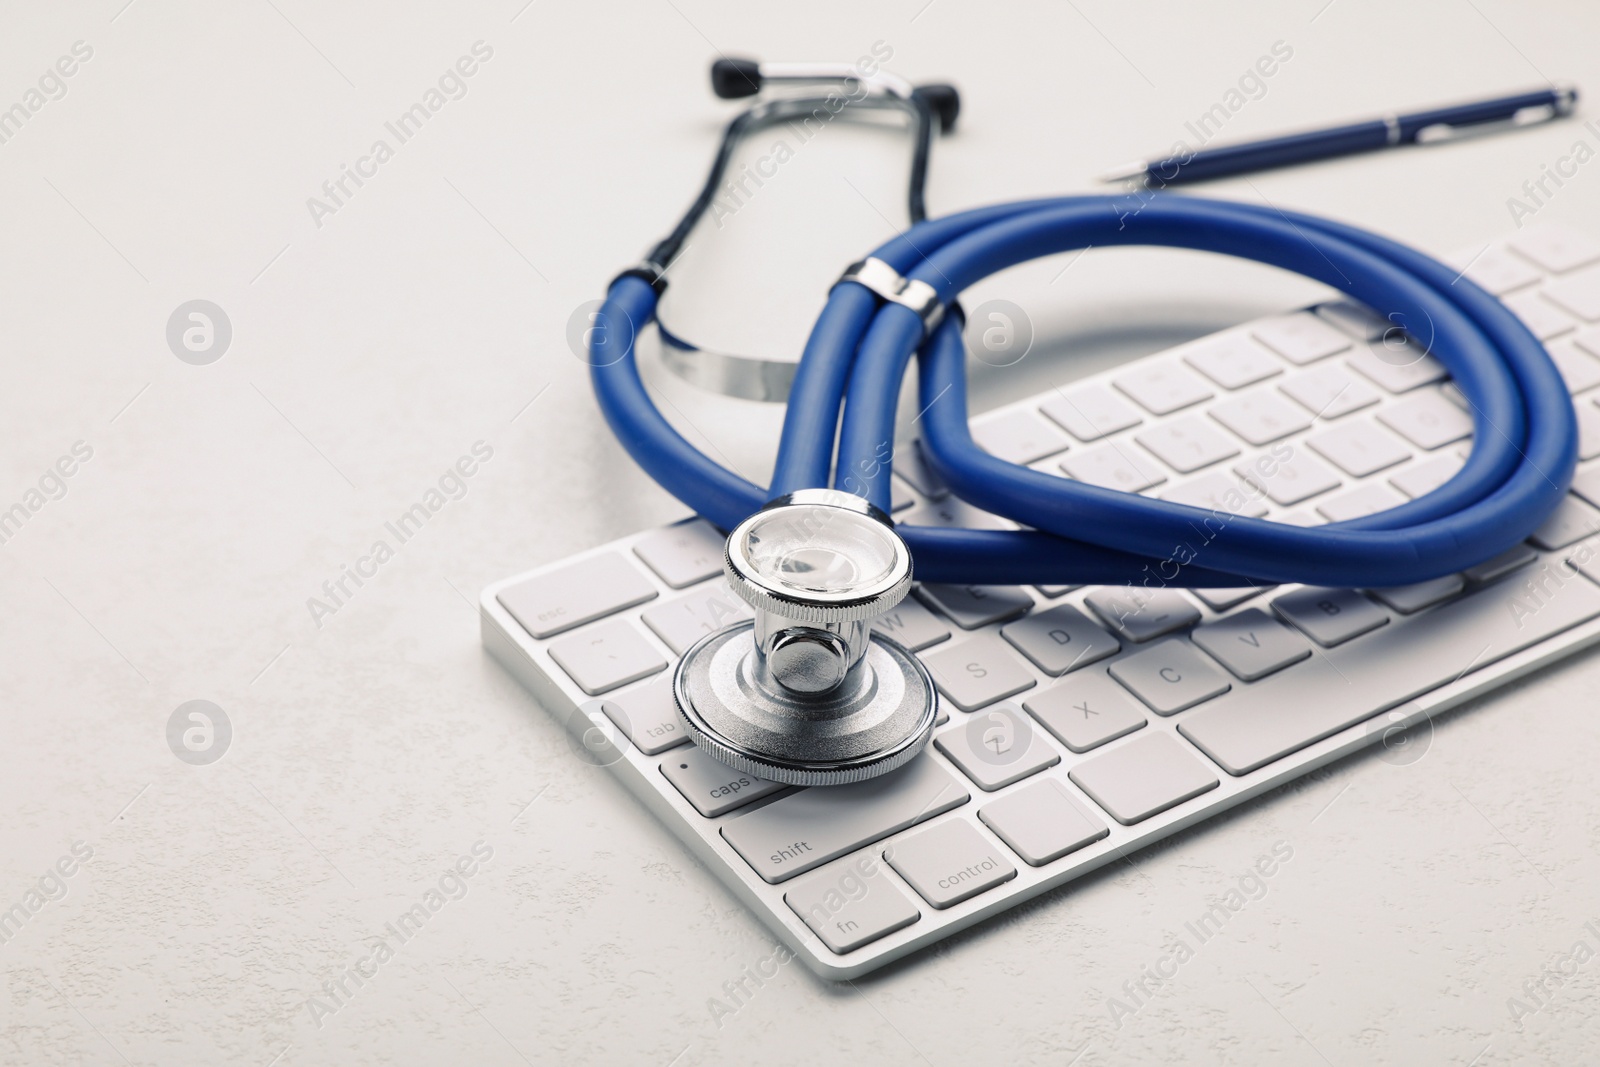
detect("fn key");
top-left (783, 856), bottom-right (921, 954)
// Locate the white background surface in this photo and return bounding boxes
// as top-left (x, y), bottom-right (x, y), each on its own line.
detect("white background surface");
top-left (3, 1), bottom-right (1600, 1064)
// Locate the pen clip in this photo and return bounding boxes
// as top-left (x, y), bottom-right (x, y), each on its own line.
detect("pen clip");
top-left (1415, 103), bottom-right (1561, 144)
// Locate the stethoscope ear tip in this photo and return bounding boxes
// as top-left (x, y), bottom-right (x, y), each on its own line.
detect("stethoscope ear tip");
top-left (914, 83), bottom-right (961, 133)
top-left (711, 57), bottom-right (762, 99)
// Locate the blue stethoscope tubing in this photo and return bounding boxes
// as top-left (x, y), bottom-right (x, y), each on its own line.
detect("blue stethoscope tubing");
top-left (589, 194), bottom-right (1576, 589)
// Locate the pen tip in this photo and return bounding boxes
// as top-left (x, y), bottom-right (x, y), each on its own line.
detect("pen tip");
top-left (1097, 161), bottom-right (1148, 184)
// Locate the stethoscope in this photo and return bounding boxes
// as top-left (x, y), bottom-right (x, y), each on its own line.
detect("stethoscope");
top-left (587, 57), bottom-right (1577, 787)
top-left (648, 57), bottom-right (957, 402)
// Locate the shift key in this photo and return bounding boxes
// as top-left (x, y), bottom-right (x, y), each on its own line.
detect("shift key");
top-left (721, 758), bottom-right (970, 884)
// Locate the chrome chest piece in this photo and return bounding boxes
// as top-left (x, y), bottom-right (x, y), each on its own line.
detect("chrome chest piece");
top-left (673, 489), bottom-right (938, 786)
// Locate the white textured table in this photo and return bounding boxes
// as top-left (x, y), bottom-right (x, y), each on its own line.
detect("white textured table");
top-left (4, 2), bottom-right (1600, 1064)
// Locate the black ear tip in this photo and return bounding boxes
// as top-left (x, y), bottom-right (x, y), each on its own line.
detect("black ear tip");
top-left (711, 57), bottom-right (762, 99)
top-left (914, 84), bottom-right (961, 133)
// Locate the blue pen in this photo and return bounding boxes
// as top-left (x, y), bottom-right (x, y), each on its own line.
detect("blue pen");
top-left (1101, 84), bottom-right (1579, 186)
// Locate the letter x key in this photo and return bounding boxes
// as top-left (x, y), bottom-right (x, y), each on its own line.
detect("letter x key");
top-left (1023, 672), bottom-right (1149, 753)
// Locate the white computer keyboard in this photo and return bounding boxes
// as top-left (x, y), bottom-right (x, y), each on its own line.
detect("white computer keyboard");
top-left (481, 224), bottom-right (1600, 979)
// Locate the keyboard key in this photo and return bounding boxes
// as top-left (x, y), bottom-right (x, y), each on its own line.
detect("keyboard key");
top-left (632, 520), bottom-right (725, 589)
top-left (1208, 390), bottom-right (1314, 445)
top-left (1278, 364), bottom-right (1380, 420)
top-left (1059, 441), bottom-right (1167, 492)
top-left (601, 675), bottom-right (689, 755)
top-left (1108, 638), bottom-right (1233, 714)
top-left (1567, 538), bottom-right (1600, 583)
top-left (1463, 544), bottom-right (1537, 584)
top-left (1570, 465), bottom-right (1600, 509)
top-left (902, 495), bottom-right (1013, 531)
top-left (1235, 449), bottom-right (1341, 506)
top-left (1035, 584), bottom-right (1080, 598)
top-left (783, 855), bottom-right (921, 954)
top-left (1530, 494), bottom-right (1600, 550)
top-left (1181, 558), bottom-right (1600, 774)
top-left (498, 552), bottom-right (658, 639)
top-left (884, 818), bottom-right (1017, 908)
top-left (1023, 671), bottom-right (1148, 752)
top-left (897, 440), bottom-right (950, 498)
top-left (1039, 384), bottom-right (1142, 442)
top-left (660, 746), bottom-right (787, 817)
top-left (1305, 420), bottom-right (1412, 477)
top-left (1084, 587), bottom-right (1202, 642)
top-left (1182, 335), bottom-right (1283, 389)
top-left (1369, 574), bottom-right (1465, 614)
top-left (1001, 604), bottom-right (1120, 675)
top-left (915, 584), bottom-right (1033, 629)
top-left (1548, 339), bottom-right (1600, 394)
top-left (1438, 381), bottom-right (1470, 409)
top-left (1069, 732), bottom-right (1220, 825)
top-left (1272, 587), bottom-right (1389, 647)
top-left (1502, 290), bottom-right (1576, 340)
top-left (921, 633), bottom-right (1038, 711)
top-left (640, 583), bottom-right (751, 654)
top-left (1378, 390), bottom-right (1475, 450)
top-left (1191, 586), bottom-right (1270, 611)
top-left (1574, 326), bottom-right (1600, 362)
top-left (1446, 245), bottom-right (1543, 295)
top-left (1113, 360), bottom-right (1214, 415)
top-left (1135, 416), bottom-right (1240, 473)
top-left (971, 410), bottom-right (1072, 465)
top-left (1250, 312), bottom-right (1351, 365)
top-left (1542, 265), bottom-right (1600, 322)
top-left (1316, 300), bottom-right (1391, 342)
top-left (934, 703), bottom-right (1060, 791)
top-left (1190, 608), bottom-right (1312, 681)
top-left (1508, 226), bottom-right (1600, 274)
top-left (1316, 482), bottom-right (1408, 523)
top-left (1347, 339), bottom-right (1448, 393)
top-left (721, 756), bottom-right (970, 883)
top-left (873, 597), bottom-right (952, 652)
top-left (890, 475), bottom-right (915, 512)
top-left (1582, 403), bottom-right (1600, 460)
top-left (1390, 452), bottom-right (1466, 499)
top-left (547, 620), bottom-right (667, 695)
top-left (979, 779), bottom-right (1109, 866)
top-left (1160, 472), bottom-right (1269, 516)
